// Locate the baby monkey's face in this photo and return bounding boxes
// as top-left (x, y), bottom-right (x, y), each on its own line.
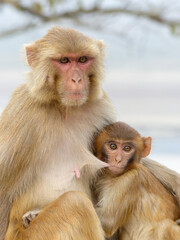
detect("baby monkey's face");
top-left (104, 140), bottom-right (136, 175)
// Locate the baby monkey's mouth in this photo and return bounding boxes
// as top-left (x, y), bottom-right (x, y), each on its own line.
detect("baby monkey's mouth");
top-left (109, 164), bottom-right (121, 169)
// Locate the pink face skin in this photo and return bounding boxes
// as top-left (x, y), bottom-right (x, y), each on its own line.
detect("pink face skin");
top-left (52, 54), bottom-right (94, 104)
top-left (104, 140), bottom-right (136, 175)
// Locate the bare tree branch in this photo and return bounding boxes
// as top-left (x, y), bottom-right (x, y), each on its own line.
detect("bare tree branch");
top-left (0, 0), bottom-right (50, 20)
top-left (0, 23), bottom-right (38, 37)
top-left (52, 7), bottom-right (180, 27)
top-left (0, 0), bottom-right (180, 37)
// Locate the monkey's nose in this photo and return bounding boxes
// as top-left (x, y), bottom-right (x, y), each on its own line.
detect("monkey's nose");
top-left (115, 156), bottom-right (122, 163)
top-left (72, 78), bottom-right (81, 84)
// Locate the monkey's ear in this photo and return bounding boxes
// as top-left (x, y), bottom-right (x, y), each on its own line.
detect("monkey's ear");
top-left (141, 137), bottom-right (152, 158)
top-left (97, 40), bottom-right (106, 51)
top-left (25, 43), bottom-right (38, 66)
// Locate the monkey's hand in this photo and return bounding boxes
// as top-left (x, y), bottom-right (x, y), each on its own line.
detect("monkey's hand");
top-left (22, 209), bottom-right (41, 228)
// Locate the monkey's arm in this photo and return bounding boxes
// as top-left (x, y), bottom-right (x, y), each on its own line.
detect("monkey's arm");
top-left (95, 170), bottom-right (138, 238)
top-left (0, 86), bottom-right (44, 239)
top-left (6, 191), bottom-right (105, 240)
top-left (141, 158), bottom-right (180, 205)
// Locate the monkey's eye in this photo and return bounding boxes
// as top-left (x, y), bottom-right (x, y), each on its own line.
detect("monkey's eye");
top-left (59, 57), bottom-right (69, 64)
top-left (123, 146), bottom-right (132, 152)
top-left (78, 56), bottom-right (88, 63)
top-left (110, 143), bottom-right (117, 150)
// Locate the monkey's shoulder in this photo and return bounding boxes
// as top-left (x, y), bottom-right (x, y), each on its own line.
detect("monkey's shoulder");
top-left (136, 164), bottom-right (172, 192)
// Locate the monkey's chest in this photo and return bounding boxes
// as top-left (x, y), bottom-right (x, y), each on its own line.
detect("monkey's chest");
top-left (39, 110), bottom-right (109, 202)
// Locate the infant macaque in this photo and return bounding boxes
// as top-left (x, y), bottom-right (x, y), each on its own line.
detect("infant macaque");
top-left (93, 122), bottom-right (180, 239)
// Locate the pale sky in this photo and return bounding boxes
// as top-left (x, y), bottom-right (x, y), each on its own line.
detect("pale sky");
top-left (0, 2), bottom-right (180, 171)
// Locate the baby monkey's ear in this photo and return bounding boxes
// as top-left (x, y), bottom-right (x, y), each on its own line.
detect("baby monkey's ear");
top-left (141, 137), bottom-right (152, 158)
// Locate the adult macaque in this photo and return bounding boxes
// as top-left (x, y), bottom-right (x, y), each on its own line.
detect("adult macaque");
top-left (93, 122), bottom-right (180, 240)
top-left (1, 27), bottom-right (113, 240)
top-left (0, 27), bottom-right (179, 240)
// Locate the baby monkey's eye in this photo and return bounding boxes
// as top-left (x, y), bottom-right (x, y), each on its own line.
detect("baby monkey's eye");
top-left (123, 146), bottom-right (132, 152)
top-left (110, 143), bottom-right (117, 150)
top-left (59, 57), bottom-right (69, 64)
top-left (78, 56), bottom-right (88, 63)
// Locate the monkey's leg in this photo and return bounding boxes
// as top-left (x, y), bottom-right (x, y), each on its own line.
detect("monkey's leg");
top-left (153, 219), bottom-right (180, 240)
top-left (5, 191), bottom-right (105, 240)
top-left (141, 158), bottom-right (180, 205)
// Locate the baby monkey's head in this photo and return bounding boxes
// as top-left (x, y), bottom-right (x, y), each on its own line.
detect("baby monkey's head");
top-left (94, 122), bottom-right (152, 175)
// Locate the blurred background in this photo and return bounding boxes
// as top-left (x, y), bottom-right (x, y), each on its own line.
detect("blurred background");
top-left (0, 0), bottom-right (179, 172)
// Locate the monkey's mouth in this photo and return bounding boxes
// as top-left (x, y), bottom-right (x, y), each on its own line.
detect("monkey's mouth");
top-left (67, 92), bottom-right (84, 99)
top-left (109, 164), bottom-right (121, 169)
top-left (108, 165), bottom-right (122, 173)
top-left (61, 91), bottom-right (88, 106)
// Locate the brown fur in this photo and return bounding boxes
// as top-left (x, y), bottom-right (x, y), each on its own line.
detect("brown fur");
top-left (142, 158), bottom-right (180, 207)
top-left (0, 27), bottom-right (115, 240)
top-left (94, 122), bottom-right (144, 164)
top-left (6, 191), bottom-right (104, 240)
top-left (0, 28), bottom-right (180, 240)
top-left (94, 122), bottom-right (180, 240)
